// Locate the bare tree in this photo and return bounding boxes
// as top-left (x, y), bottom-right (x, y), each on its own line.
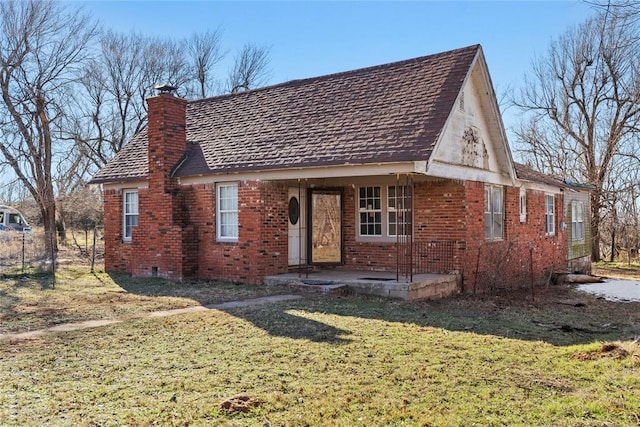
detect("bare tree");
top-left (513, 12), bottom-right (640, 261)
top-left (54, 139), bottom-right (94, 243)
top-left (598, 153), bottom-right (640, 262)
top-left (227, 43), bottom-right (271, 93)
top-left (0, 176), bottom-right (29, 204)
top-left (588, 1), bottom-right (640, 23)
top-left (185, 29), bottom-right (225, 98)
top-left (73, 33), bottom-right (272, 171)
top-left (72, 31), bottom-right (192, 171)
top-left (0, 0), bottom-right (98, 255)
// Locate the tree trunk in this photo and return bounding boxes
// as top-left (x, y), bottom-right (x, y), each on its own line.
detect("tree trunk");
top-left (41, 203), bottom-right (58, 260)
top-left (609, 205), bottom-right (617, 263)
top-left (591, 194), bottom-right (601, 262)
top-left (56, 199), bottom-right (67, 246)
top-left (610, 228), bottom-right (616, 263)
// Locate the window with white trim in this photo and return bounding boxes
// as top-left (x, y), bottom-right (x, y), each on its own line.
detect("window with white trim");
top-left (571, 201), bottom-right (585, 241)
top-left (484, 185), bottom-right (503, 239)
top-left (359, 186), bottom-right (382, 236)
top-left (388, 185), bottom-right (411, 236)
top-left (519, 188), bottom-right (527, 223)
top-left (357, 185), bottom-right (411, 239)
top-left (123, 190), bottom-right (138, 242)
top-left (545, 194), bottom-right (556, 236)
top-left (217, 183), bottom-right (238, 241)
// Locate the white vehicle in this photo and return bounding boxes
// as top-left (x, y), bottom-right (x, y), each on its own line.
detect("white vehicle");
top-left (0, 205), bottom-right (32, 232)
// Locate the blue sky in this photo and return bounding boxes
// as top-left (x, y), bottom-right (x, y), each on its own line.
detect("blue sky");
top-left (1, 1), bottom-right (596, 197)
top-left (83, 1), bottom-right (594, 136)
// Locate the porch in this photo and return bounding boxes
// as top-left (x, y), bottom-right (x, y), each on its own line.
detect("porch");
top-left (264, 269), bottom-right (461, 301)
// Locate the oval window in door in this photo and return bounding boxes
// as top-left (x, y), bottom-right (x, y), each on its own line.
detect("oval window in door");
top-left (289, 196), bottom-right (300, 225)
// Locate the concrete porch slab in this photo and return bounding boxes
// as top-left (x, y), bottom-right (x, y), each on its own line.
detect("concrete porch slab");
top-left (264, 270), bottom-right (461, 300)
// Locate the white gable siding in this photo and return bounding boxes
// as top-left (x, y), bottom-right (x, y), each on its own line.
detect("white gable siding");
top-left (427, 59), bottom-right (514, 185)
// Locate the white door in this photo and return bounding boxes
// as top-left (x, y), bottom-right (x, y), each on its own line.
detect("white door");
top-left (288, 187), bottom-right (307, 266)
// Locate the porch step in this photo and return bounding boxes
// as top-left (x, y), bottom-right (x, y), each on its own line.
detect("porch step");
top-left (264, 271), bottom-right (461, 300)
top-left (287, 281), bottom-right (350, 295)
top-left (348, 274), bottom-right (460, 300)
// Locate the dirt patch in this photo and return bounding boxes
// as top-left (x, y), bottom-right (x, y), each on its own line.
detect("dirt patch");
top-left (573, 342), bottom-right (631, 361)
top-left (219, 395), bottom-right (263, 413)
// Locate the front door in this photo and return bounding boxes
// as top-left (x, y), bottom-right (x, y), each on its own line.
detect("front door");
top-left (310, 190), bottom-right (342, 264)
top-left (288, 187), bottom-right (307, 266)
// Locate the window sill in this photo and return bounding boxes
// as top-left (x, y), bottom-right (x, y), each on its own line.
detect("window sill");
top-left (356, 236), bottom-right (410, 244)
top-left (216, 239), bottom-right (238, 244)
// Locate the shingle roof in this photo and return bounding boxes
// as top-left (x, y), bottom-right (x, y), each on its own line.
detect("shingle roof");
top-left (92, 45), bottom-right (480, 184)
top-left (514, 163), bottom-right (570, 188)
top-left (515, 163), bottom-right (595, 191)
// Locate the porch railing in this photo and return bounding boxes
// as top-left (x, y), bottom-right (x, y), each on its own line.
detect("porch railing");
top-left (412, 240), bottom-right (455, 274)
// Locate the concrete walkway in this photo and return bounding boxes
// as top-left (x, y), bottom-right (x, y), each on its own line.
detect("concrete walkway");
top-left (0, 294), bottom-right (304, 342)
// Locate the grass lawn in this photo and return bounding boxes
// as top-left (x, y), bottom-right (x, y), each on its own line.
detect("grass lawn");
top-left (1, 263), bottom-right (640, 426)
top-left (0, 266), bottom-right (291, 334)
top-left (593, 260), bottom-right (640, 280)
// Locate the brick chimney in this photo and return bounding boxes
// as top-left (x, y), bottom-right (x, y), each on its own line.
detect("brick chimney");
top-left (140, 88), bottom-right (190, 280)
top-left (147, 90), bottom-right (187, 193)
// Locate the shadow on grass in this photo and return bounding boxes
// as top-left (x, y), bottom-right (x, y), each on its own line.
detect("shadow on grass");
top-left (109, 273), bottom-right (350, 343)
top-left (109, 272), bottom-right (291, 305)
top-left (107, 272), bottom-right (640, 347)
top-left (290, 289), bottom-right (640, 347)
top-left (221, 305), bottom-right (352, 344)
top-left (0, 270), bottom-right (54, 290)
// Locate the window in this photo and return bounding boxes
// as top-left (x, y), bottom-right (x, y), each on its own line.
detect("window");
top-left (123, 190), bottom-right (138, 242)
top-left (357, 185), bottom-right (411, 239)
top-left (217, 183), bottom-right (238, 241)
top-left (388, 185), bottom-right (411, 236)
top-left (359, 186), bottom-right (382, 236)
top-left (8, 213), bottom-right (23, 225)
top-left (484, 185), bottom-right (503, 239)
top-left (571, 201), bottom-right (585, 241)
top-left (519, 188), bottom-right (527, 223)
top-left (545, 194), bottom-right (555, 236)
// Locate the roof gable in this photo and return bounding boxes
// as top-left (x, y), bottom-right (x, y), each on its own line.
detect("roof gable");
top-left (92, 45), bottom-right (481, 184)
top-left (426, 48), bottom-right (516, 185)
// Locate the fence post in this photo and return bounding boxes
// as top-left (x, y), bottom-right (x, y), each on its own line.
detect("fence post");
top-left (50, 231), bottom-right (56, 288)
top-left (529, 243), bottom-right (535, 301)
top-left (91, 226), bottom-right (97, 273)
top-left (474, 242), bottom-right (482, 294)
top-left (21, 232), bottom-right (25, 273)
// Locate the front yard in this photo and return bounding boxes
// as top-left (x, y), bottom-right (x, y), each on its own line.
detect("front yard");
top-left (1, 262), bottom-right (639, 426)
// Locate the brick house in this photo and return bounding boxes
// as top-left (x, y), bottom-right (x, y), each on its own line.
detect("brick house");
top-left (91, 44), bottom-right (591, 297)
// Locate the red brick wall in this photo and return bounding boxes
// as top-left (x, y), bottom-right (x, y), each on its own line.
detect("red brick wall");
top-left (184, 180), bottom-right (289, 284)
top-left (104, 180), bottom-right (289, 284)
top-left (103, 171), bottom-right (566, 291)
top-left (103, 188), bottom-right (133, 273)
top-left (342, 180), bottom-right (468, 271)
top-left (339, 179), bottom-right (566, 293)
top-left (461, 183), bottom-right (566, 293)
top-left (342, 185), bottom-right (395, 269)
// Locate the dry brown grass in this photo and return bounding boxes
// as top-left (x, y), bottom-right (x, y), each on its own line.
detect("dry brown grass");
top-left (1, 281), bottom-right (640, 426)
top-left (0, 263), bottom-right (291, 335)
top-left (593, 261), bottom-right (640, 280)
